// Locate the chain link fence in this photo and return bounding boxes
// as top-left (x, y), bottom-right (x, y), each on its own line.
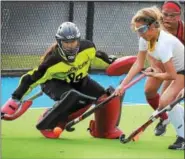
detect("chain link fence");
top-left (1, 1), bottom-right (184, 76)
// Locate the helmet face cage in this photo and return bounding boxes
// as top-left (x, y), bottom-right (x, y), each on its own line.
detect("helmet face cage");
top-left (55, 22), bottom-right (81, 62)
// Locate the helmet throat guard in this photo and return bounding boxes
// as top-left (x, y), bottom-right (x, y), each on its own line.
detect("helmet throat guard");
top-left (58, 43), bottom-right (79, 63)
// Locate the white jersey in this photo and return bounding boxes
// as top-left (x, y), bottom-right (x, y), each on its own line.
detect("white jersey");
top-left (139, 30), bottom-right (184, 72)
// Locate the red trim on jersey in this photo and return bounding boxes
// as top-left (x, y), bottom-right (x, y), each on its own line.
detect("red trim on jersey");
top-left (177, 20), bottom-right (184, 44)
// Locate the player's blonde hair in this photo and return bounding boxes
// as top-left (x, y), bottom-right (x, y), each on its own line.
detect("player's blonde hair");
top-left (131, 6), bottom-right (163, 31)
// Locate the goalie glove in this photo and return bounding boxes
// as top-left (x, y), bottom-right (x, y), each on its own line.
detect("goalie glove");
top-left (1, 98), bottom-right (21, 118)
top-left (108, 55), bottom-right (117, 64)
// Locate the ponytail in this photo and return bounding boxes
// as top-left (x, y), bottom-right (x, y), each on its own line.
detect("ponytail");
top-left (40, 42), bottom-right (58, 63)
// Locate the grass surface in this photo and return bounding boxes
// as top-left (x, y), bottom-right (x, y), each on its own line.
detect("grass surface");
top-left (2, 54), bottom-right (41, 69)
top-left (2, 54), bottom-right (109, 70)
top-left (1, 105), bottom-right (183, 159)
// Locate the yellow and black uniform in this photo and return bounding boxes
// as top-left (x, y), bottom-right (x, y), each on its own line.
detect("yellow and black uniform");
top-left (12, 40), bottom-right (106, 101)
top-left (2, 22), bottom-right (123, 139)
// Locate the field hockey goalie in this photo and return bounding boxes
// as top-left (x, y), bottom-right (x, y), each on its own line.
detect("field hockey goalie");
top-left (36, 88), bottom-right (122, 139)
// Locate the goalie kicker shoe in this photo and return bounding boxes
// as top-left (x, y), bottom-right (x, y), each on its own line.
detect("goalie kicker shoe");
top-left (154, 118), bottom-right (170, 136)
top-left (168, 136), bottom-right (185, 150)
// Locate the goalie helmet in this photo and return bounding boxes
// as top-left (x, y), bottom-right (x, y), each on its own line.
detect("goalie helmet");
top-left (55, 22), bottom-right (81, 62)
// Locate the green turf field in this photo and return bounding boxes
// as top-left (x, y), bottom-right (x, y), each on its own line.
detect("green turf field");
top-left (1, 105), bottom-right (183, 159)
top-left (2, 54), bottom-right (109, 70)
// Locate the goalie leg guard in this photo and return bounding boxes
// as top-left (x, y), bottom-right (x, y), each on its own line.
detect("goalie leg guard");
top-left (36, 89), bottom-right (95, 138)
top-left (38, 105), bottom-right (91, 139)
top-left (88, 95), bottom-right (123, 139)
top-left (38, 108), bottom-right (61, 139)
top-left (36, 89), bottom-right (95, 130)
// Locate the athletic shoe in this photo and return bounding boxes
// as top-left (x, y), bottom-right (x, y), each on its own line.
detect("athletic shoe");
top-left (168, 136), bottom-right (185, 150)
top-left (154, 118), bottom-right (169, 136)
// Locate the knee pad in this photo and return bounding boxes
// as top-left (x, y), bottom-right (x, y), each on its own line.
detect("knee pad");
top-left (36, 89), bottom-right (96, 130)
top-left (88, 94), bottom-right (123, 139)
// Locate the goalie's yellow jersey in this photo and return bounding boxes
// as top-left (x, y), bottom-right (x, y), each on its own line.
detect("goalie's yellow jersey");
top-left (13, 40), bottom-right (96, 100)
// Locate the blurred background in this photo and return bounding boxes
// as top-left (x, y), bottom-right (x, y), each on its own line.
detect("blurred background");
top-left (1, 1), bottom-right (184, 76)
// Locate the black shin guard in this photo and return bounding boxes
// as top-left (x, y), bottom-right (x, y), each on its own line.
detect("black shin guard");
top-left (36, 89), bottom-right (96, 130)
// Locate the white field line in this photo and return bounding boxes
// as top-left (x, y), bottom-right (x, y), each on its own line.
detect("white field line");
top-left (30, 103), bottom-right (151, 110)
top-left (30, 102), bottom-right (184, 110)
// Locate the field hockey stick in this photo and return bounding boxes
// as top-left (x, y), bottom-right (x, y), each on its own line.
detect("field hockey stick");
top-left (65, 73), bottom-right (146, 132)
top-left (120, 96), bottom-right (184, 144)
top-left (1, 91), bottom-right (43, 120)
